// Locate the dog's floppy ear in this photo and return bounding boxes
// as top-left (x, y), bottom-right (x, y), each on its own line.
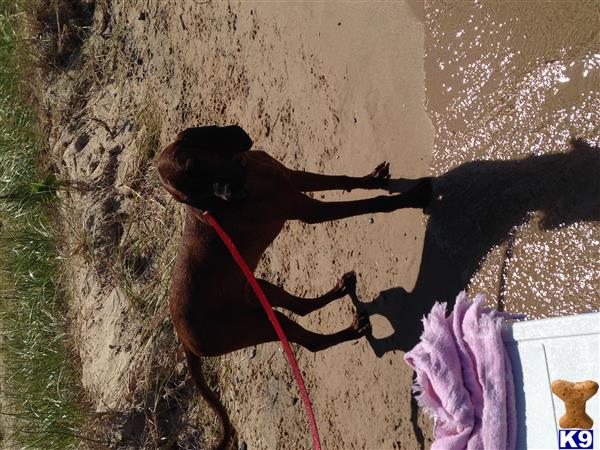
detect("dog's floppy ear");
top-left (218, 125), bottom-right (253, 154)
top-left (156, 142), bottom-right (195, 204)
top-left (157, 148), bottom-right (227, 212)
top-left (176, 125), bottom-right (253, 155)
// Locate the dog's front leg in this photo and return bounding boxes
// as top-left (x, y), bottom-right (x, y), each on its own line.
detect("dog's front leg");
top-left (288, 162), bottom-right (390, 192)
top-left (291, 178), bottom-right (432, 224)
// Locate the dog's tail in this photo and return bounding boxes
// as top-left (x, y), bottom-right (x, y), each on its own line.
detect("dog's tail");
top-left (183, 346), bottom-right (233, 450)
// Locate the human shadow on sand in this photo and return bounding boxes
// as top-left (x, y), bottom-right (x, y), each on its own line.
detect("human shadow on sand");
top-left (351, 138), bottom-right (600, 357)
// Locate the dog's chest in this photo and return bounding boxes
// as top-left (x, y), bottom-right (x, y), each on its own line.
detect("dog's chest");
top-left (244, 152), bottom-right (292, 193)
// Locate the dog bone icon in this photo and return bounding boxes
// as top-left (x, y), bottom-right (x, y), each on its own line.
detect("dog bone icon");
top-left (551, 380), bottom-right (598, 429)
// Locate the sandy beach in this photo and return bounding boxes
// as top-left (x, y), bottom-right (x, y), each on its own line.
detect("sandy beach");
top-left (38, 0), bottom-right (600, 448)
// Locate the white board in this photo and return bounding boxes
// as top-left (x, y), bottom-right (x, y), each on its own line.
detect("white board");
top-left (503, 312), bottom-right (600, 450)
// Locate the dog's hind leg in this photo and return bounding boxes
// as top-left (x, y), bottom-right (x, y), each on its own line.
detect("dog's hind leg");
top-left (250, 271), bottom-right (357, 316)
top-left (198, 309), bottom-right (371, 355)
top-left (284, 309), bottom-right (371, 352)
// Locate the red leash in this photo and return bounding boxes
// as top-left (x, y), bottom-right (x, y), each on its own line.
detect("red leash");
top-left (202, 211), bottom-right (322, 450)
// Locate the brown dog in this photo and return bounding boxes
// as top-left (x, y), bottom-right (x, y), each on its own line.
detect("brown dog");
top-left (156, 125), bottom-right (432, 449)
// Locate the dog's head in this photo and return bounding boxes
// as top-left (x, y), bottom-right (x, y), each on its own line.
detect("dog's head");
top-left (157, 125), bottom-right (253, 211)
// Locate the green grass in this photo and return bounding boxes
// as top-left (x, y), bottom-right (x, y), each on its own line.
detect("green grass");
top-left (0, 2), bottom-right (83, 448)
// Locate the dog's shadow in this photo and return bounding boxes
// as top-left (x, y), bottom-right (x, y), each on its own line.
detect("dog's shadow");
top-left (353, 139), bottom-right (600, 357)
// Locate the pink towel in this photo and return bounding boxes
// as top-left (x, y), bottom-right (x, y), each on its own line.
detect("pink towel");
top-left (404, 292), bottom-right (517, 450)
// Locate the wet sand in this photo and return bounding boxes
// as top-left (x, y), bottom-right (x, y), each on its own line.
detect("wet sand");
top-left (424, 1), bottom-right (600, 319)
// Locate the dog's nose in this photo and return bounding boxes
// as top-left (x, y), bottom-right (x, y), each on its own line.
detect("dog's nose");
top-left (212, 182), bottom-right (232, 201)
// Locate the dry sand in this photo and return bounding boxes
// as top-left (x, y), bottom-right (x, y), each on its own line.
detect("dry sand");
top-left (41, 1), bottom-right (600, 449)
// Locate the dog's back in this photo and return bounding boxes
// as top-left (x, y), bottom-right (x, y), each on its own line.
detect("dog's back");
top-left (168, 211), bottom-right (243, 349)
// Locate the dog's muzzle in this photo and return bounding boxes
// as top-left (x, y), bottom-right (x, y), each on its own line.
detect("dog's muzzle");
top-left (212, 162), bottom-right (248, 201)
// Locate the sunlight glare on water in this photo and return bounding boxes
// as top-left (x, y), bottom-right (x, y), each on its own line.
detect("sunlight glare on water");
top-left (424, 1), bottom-right (600, 318)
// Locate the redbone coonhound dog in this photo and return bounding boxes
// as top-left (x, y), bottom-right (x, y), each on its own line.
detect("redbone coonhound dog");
top-left (156, 125), bottom-right (432, 449)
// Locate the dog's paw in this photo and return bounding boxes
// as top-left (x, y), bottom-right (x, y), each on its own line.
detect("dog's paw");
top-left (352, 310), bottom-right (372, 336)
top-left (335, 271), bottom-right (357, 296)
top-left (366, 162), bottom-right (391, 188)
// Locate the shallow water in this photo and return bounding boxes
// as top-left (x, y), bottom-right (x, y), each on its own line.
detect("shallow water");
top-left (423, 1), bottom-right (600, 318)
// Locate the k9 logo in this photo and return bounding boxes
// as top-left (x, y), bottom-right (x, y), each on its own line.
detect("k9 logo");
top-left (558, 430), bottom-right (594, 449)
